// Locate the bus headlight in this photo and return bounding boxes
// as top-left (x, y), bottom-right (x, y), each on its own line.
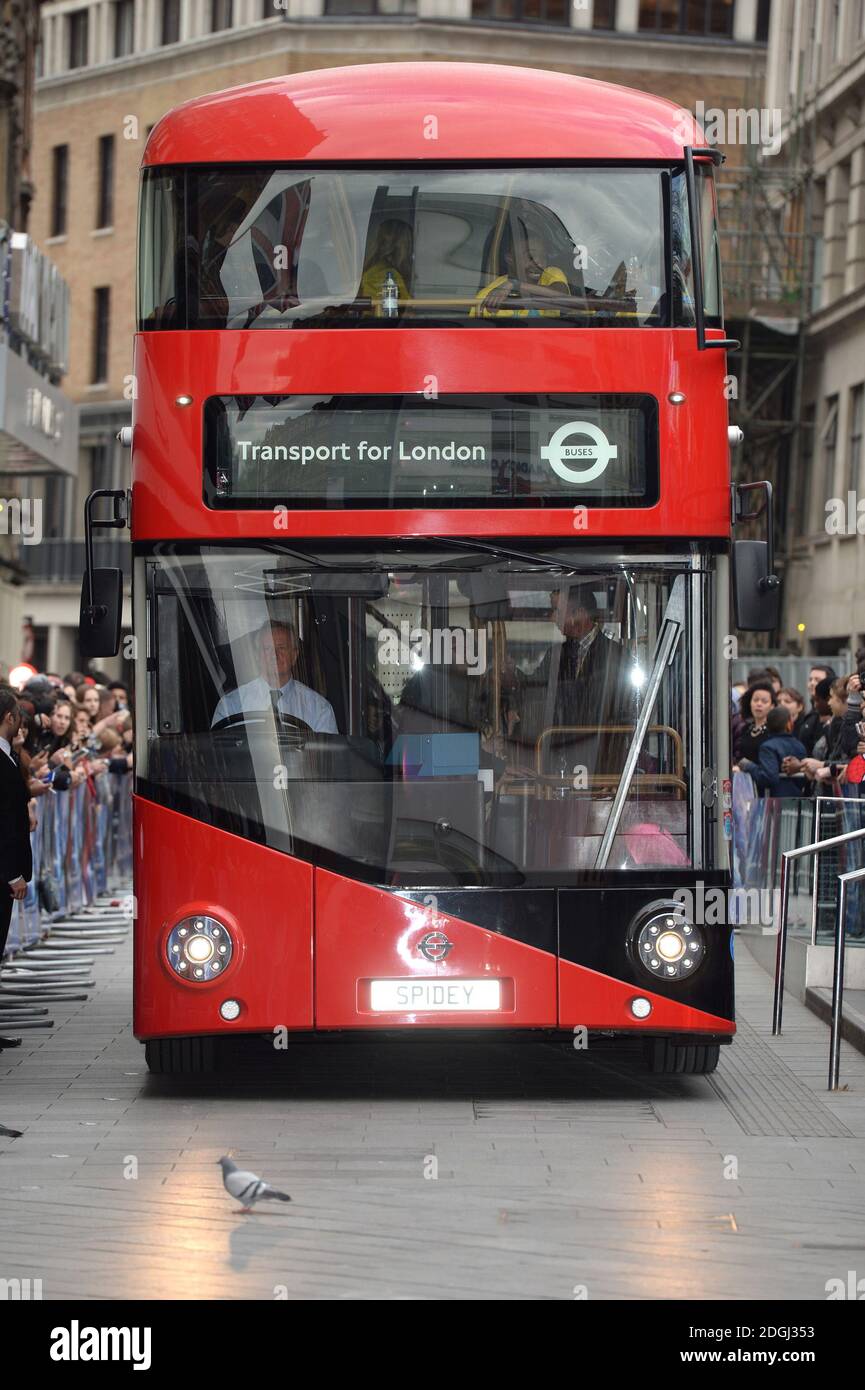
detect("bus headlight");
top-left (631, 903), bottom-right (705, 982)
top-left (167, 916), bottom-right (233, 982)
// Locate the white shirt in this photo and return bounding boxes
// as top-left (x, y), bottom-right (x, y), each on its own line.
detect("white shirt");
top-left (211, 676), bottom-right (338, 734)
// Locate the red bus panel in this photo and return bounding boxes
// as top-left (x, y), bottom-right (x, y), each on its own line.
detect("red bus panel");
top-left (133, 798), bottom-right (313, 1039)
top-left (558, 958), bottom-right (735, 1035)
top-left (131, 328), bottom-right (730, 542)
top-left (314, 869), bottom-right (557, 1028)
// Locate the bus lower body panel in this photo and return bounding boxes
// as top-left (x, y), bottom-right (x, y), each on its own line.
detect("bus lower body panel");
top-left (133, 797), bottom-right (734, 1043)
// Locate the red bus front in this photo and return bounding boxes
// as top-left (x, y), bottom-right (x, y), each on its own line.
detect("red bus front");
top-left (113, 65), bottom-right (741, 1075)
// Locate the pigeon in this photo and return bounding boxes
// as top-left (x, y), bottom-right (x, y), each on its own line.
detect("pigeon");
top-left (217, 1156), bottom-right (291, 1213)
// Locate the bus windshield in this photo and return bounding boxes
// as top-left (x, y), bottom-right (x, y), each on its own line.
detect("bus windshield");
top-left (141, 543), bottom-right (707, 887)
top-left (138, 165), bottom-right (719, 331)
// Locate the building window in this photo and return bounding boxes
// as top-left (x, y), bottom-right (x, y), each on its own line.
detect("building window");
top-left (756, 0), bottom-right (771, 41)
top-left (211, 0), bottom-right (233, 29)
top-left (114, 0), bottom-right (134, 57)
top-left (42, 477), bottom-right (70, 540)
top-left (68, 9), bottom-right (89, 68)
top-left (638, 0), bottom-right (735, 36)
top-left (470, 0), bottom-right (568, 22)
top-left (96, 135), bottom-right (115, 229)
top-left (849, 385), bottom-right (864, 494)
top-left (324, 0), bottom-right (418, 11)
top-left (593, 0), bottom-right (616, 25)
top-left (89, 443), bottom-right (113, 494)
top-left (162, 0), bottom-right (181, 44)
top-left (50, 145), bottom-right (69, 238)
top-left (818, 395), bottom-right (839, 527)
top-left (92, 287), bottom-right (111, 384)
top-left (796, 404), bottom-right (815, 536)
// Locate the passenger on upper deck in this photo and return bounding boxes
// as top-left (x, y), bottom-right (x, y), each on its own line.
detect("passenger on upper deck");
top-left (211, 620), bottom-right (338, 733)
top-left (360, 219), bottom-right (413, 316)
top-left (471, 219), bottom-right (570, 319)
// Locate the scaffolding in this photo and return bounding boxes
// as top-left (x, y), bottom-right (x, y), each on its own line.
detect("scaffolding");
top-left (716, 65), bottom-right (819, 644)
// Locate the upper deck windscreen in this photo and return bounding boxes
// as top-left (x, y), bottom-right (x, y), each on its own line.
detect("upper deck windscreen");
top-left (138, 165), bottom-right (720, 331)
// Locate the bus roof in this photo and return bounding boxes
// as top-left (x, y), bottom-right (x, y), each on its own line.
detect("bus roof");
top-left (143, 62), bottom-right (705, 167)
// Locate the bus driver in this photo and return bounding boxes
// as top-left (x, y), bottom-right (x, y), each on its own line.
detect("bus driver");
top-left (211, 620), bottom-right (338, 733)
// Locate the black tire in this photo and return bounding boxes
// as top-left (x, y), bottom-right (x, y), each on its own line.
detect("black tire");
top-left (145, 1035), bottom-right (217, 1075)
top-left (644, 1037), bottom-right (720, 1076)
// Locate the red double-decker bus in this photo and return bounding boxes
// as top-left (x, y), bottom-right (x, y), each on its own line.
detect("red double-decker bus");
top-left (81, 63), bottom-right (778, 1075)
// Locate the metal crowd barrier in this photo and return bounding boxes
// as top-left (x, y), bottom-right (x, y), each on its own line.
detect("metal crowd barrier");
top-left (6, 771), bottom-right (133, 953)
top-left (772, 827), bottom-right (865, 1091)
top-left (731, 775), bottom-right (865, 1091)
top-left (732, 778), bottom-right (865, 941)
top-left (1, 772), bottom-right (133, 1035)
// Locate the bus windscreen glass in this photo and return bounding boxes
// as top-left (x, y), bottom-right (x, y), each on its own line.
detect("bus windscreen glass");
top-left (203, 393), bottom-right (659, 509)
top-left (140, 166), bottom-right (680, 329)
top-left (140, 546), bottom-right (703, 887)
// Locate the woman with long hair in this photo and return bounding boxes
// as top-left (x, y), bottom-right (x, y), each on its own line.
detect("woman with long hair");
top-left (360, 219), bottom-right (413, 313)
top-left (732, 681), bottom-right (776, 766)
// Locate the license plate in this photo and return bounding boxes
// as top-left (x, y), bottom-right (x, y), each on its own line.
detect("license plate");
top-left (369, 979), bottom-right (502, 1012)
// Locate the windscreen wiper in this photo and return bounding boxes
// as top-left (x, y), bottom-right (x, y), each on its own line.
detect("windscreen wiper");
top-left (424, 535), bottom-right (573, 571)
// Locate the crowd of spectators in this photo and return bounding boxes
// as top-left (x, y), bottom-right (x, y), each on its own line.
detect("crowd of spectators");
top-left (0, 668), bottom-right (133, 832)
top-left (731, 656), bottom-right (865, 798)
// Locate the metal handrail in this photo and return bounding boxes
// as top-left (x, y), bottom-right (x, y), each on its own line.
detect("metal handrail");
top-left (829, 865), bottom-right (865, 1089)
top-left (807, 797), bottom-right (865, 946)
top-left (773, 825), bottom-right (865, 1034)
top-left (534, 724), bottom-right (684, 778)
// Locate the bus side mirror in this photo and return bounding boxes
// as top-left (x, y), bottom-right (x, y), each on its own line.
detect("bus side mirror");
top-left (733, 480), bottom-right (781, 632)
top-left (80, 568), bottom-right (123, 658)
top-left (79, 488), bottom-right (129, 658)
top-left (732, 539), bottom-right (781, 632)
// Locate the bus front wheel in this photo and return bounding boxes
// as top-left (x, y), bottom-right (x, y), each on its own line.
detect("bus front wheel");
top-left (643, 1038), bottom-right (720, 1076)
top-left (145, 1036), bottom-right (218, 1075)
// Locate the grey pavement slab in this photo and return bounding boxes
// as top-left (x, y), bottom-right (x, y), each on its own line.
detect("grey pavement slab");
top-left (2, 922), bottom-right (865, 1300)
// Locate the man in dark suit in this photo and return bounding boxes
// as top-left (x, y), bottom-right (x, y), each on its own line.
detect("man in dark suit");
top-left (526, 584), bottom-right (634, 778)
top-left (0, 688), bottom-right (33, 1050)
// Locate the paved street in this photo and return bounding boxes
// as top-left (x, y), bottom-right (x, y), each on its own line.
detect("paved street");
top-left (2, 922), bottom-right (865, 1301)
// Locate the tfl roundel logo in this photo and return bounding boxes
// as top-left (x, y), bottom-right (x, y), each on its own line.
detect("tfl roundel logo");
top-left (540, 421), bottom-right (618, 484)
top-left (418, 930), bottom-right (454, 963)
